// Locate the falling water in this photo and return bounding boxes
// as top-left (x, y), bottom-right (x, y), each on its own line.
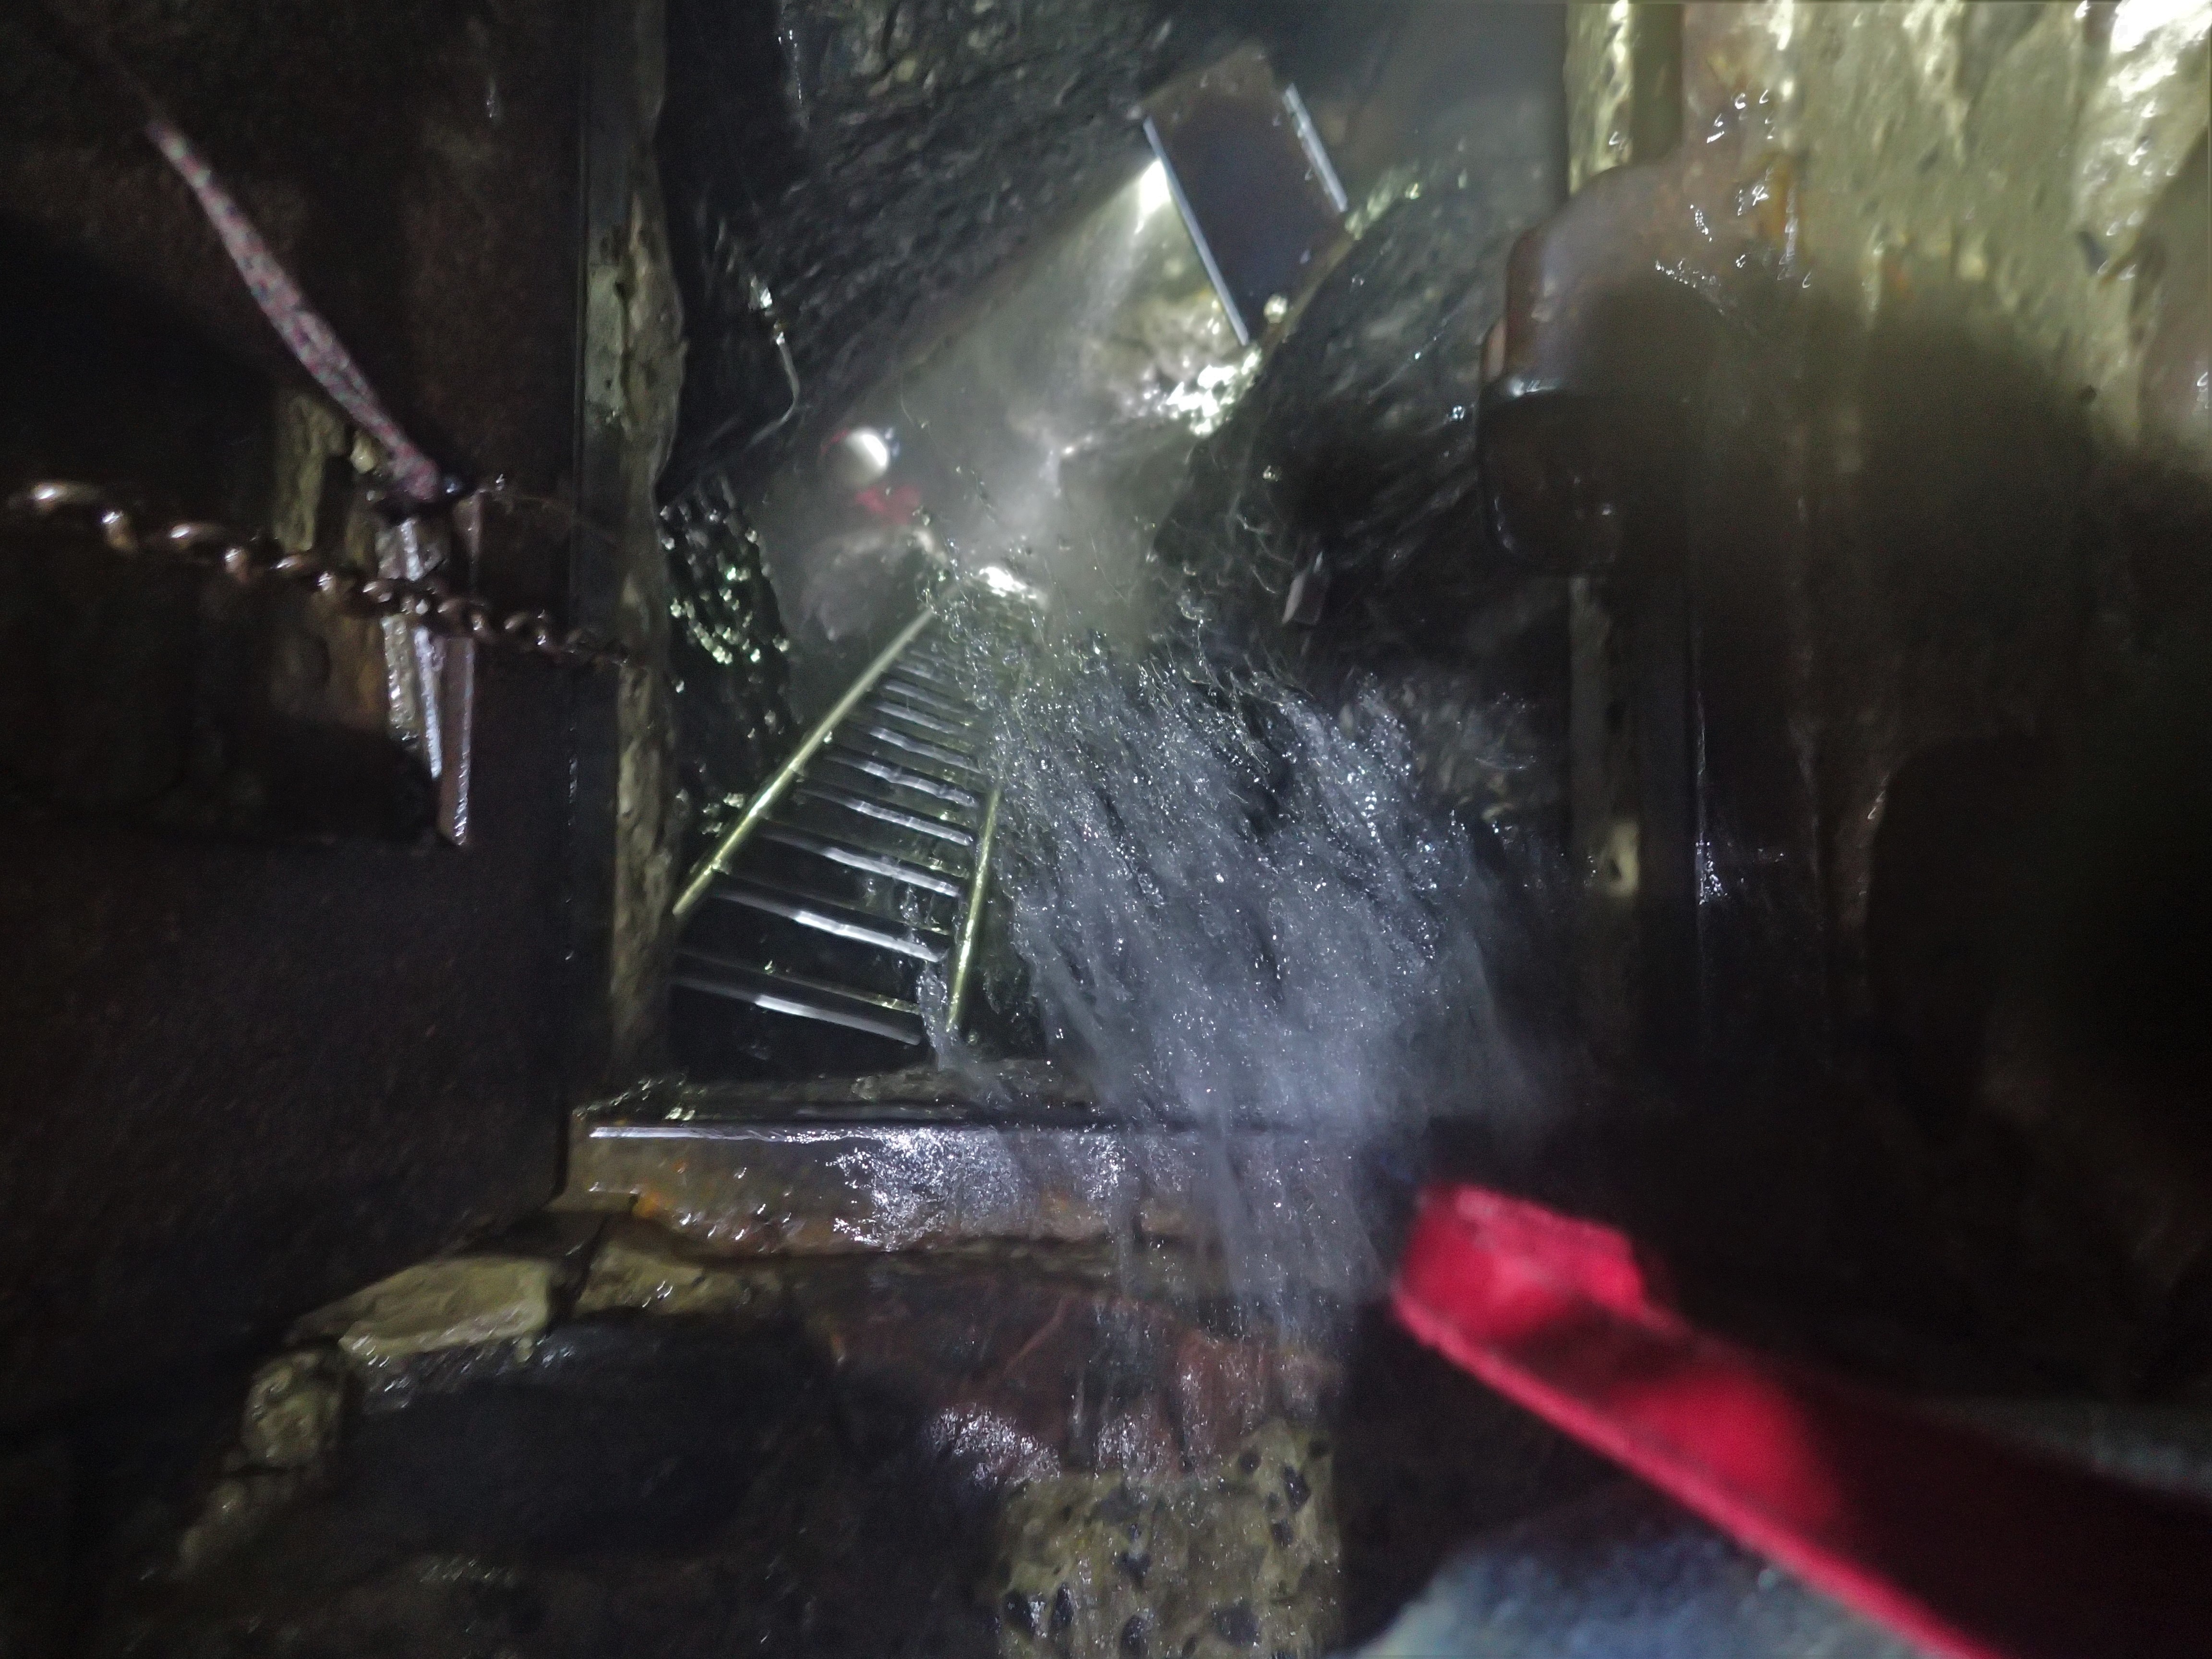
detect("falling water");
top-left (782, 145), bottom-right (1542, 1326)
top-left (930, 586), bottom-right (1515, 1320)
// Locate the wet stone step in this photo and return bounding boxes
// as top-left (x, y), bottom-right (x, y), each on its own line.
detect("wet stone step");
top-left (568, 1110), bottom-right (1378, 1259)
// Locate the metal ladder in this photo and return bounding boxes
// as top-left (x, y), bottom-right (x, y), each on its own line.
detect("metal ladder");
top-left (669, 606), bottom-right (1000, 1057)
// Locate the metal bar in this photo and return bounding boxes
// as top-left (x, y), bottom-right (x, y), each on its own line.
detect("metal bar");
top-left (566, 0), bottom-right (649, 1091)
top-left (885, 658), bottom-right (956, 689)
top-left (676, 947), bottom-right (923, 1015)
top-left (673, 950), bottom-right (925, 1043)
top-left (943, 784), bottom-right (1001, 1033)
top-left (673, 605), bottom-right (937, 921)
top-left (721, 866), bottom-right (955, 935)
top-left (1282, 82), bottom-right (1349, 215)
top-left (795, 782), bottom-right (977, 848)
top-left (847, 722), bottom-right (987, 776)
top-left (756, 821), bottom-right (966, 898)
top-left (814, 750), bottom-right (982, 812)
top-left (672, 972), bottom-right (926, 1046)
top-left (862, 697), bottom-right (972, 740)
top-left (875, 678), bottom-right (976, 722)
top-left (706, 878), bottom-right (948, 961)
top-left (827, 737), bottom-right (986, 795)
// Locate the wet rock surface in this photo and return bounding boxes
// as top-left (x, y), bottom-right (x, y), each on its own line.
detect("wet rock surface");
top-left (1148, 163), bottom-right (1572, 910)
top-left (572, 1218), bottom-right (788, 1319)
top-left (49, 1216), bottom-right (2020, 1659)
top-left (167, 1351), bottom-right (347, 1578)
top-left (295, 1256), bottom-right (558, 1367)
top-left (68, 1220), bottom-right (1551, 1659)
top-left (659, 0), bottom-right (1214, 496)
top-left (1155, 168), bottom-right (1550, 675)
top-left (802, 1262), bottom-right (1334, 1494)
top-left (234, 1351), bottom-right (346, 1472)
top-left (0, 0), bottom-right (586, 486)
top-left (92, 1296), bottom-right (999, 1658)
top-left (0, 1436), bottom-right (72, 1659)
top-left (995, 1420), bottom-right (1336, 1659)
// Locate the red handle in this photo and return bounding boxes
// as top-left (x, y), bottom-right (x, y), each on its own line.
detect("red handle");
top-left (1393, 1183), bottom-right (2212, 1659)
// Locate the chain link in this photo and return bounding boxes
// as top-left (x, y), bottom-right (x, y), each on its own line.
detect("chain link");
top-left (5, 481), bottom-right (626, 670)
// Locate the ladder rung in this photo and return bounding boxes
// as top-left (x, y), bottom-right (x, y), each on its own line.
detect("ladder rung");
top-left (677, 948), bottom-right (920, 1014)
top-left (848, 723), bottom-right (986, 776)
top-left (757, 821), bottom-right (965, 898)
top-left (795, 782), bottom-right (978, 849)
top-left (890, 656), bottom-right (956, 688)
top-left (862, 697), bottom-right (973, 741)
top-left (814, 750), bottom-right (982, 813)
top-left (707, 877), bottom-right (949, 961)
top-left (876, 678), bottom-right (976, 722)
top-left (673, 955), bottom-right (926, 1045)
top-left (823, 741), bottom-right (987, 799)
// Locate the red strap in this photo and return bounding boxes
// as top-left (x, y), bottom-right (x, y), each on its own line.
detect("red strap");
top-left (1393, 1183), bottom-right (2212, 1659)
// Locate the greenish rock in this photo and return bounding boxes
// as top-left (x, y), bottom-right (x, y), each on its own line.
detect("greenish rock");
top-left (167, 1349), bottom-right (349, 1580)
top-left (237, 1349), bottom-right (346, 1470)
top-left (296, 1255), bottom-right (555, 1366)
top-left (171, 1469), bottom-right (309, 1580)
top-left (573, 1219), bottom-right (788, 1318)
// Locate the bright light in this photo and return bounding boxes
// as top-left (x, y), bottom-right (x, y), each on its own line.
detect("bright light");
top-left (2110, 0), bottom-right (2205, 55)
top-left (976, 564), bottom-right (1044, 605)
top-left (1136, 158), bottom-right (1172, 223)
top-left (824, 426), bottom-right (892, 490)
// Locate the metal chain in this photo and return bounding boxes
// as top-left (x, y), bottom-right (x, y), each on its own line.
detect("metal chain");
top-left (5, 481), bottom-right (625, 670)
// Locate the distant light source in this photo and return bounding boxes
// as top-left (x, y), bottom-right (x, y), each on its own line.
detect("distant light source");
top-left (1136, 158), bottom-right (1172, 223)
top-left (976, 564), bottom-right (1044, 605)
top-left (825, 426), bottom-right (893, 489)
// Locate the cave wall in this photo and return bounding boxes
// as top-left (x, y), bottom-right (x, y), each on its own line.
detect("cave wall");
top-left (1149, 9), bottom-right (1570, 845)
top-left (660, 0), bottom-right (1218, 494)
top-left (0, 0), bottom-right (676, 1425)
top-left (1483, 0), bottom-right (2212, 1388)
